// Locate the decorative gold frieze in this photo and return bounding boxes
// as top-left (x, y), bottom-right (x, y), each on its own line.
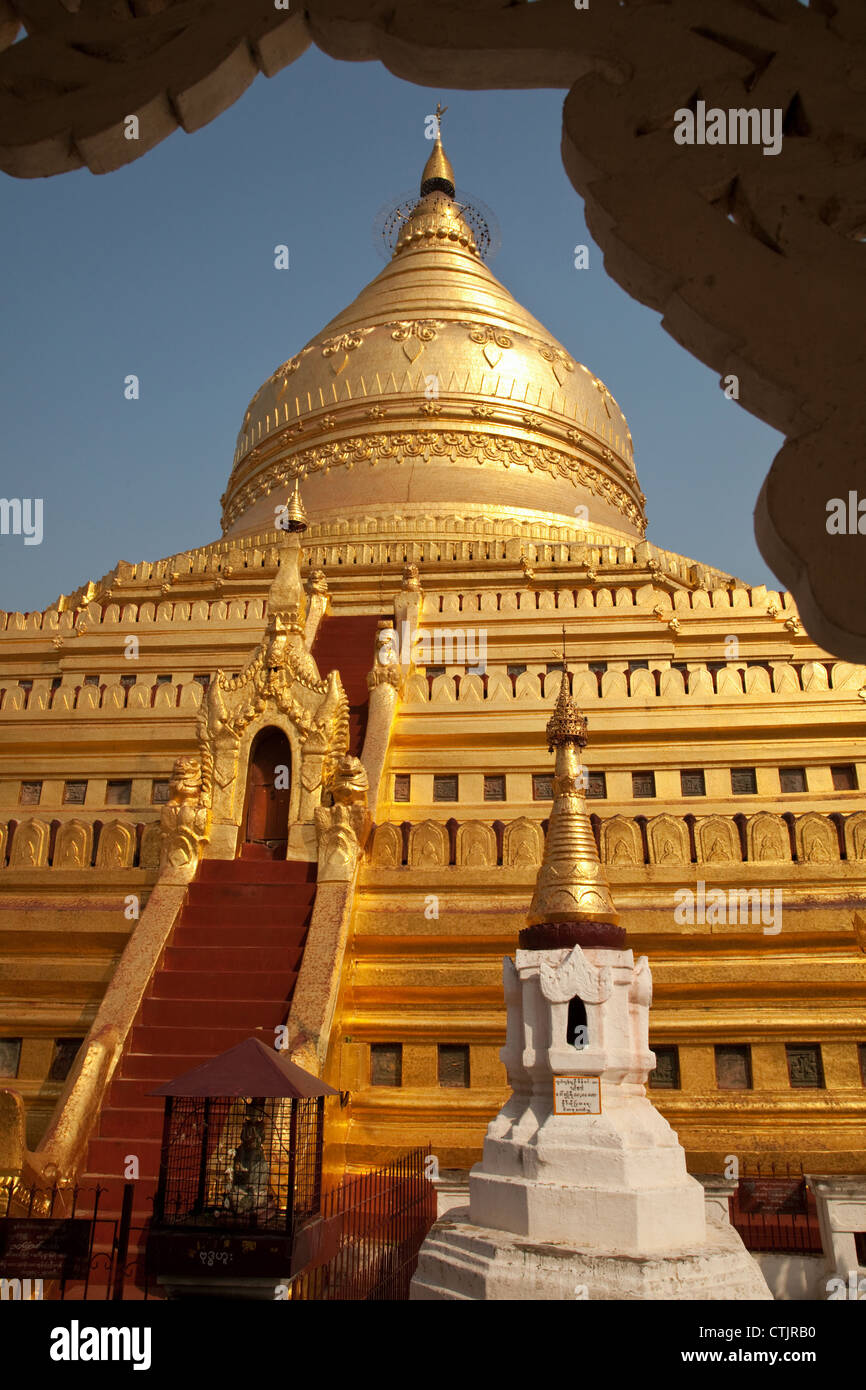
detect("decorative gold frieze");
top-left (223, 429), bottom-right (645, 534)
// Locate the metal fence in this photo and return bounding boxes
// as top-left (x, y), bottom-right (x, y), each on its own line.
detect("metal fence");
top-left (0, 1179), bottom-right (157, 1300)
top-left (730, 1166), bottom-right (823, 1254)
top-left (291, 1146), bottom-right (437, 1300)
top-left (2, 1146), bottom-right (437, 1301)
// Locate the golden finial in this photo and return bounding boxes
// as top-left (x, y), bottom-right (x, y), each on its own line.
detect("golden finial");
top-left (545, 628), bottom-right (586, 751)
top-left (283, 476), bottom-right (308, 533)
top-left (527, 628), bottom-right (618, 928)
top-left (421, 103), bottom-right (456, 198)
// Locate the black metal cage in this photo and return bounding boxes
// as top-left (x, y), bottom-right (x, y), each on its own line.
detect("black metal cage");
top-left (153, 1093), bottom-right (325, 1235)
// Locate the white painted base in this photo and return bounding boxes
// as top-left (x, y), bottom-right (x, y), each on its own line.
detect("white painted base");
top-left (474, 1084), bottom-right (707, 1253)
top-left (411, 1209), bottom-right (773, 1301)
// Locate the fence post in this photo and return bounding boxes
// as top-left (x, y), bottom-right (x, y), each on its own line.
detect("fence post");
top-left (111, 1183), bottom-right (135, 1301)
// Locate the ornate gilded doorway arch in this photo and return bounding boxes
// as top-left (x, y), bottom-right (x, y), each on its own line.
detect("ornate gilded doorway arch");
top-left (241, 725), bottom-right (293, 859)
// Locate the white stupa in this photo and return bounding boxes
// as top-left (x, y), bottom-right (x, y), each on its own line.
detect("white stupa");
top-left (411, 669), bottom-right (772, 1300)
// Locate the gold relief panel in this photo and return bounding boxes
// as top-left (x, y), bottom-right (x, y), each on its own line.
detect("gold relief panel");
top-left (695, 816), bottom-right (742, 865)
top-left (844, 811), bottom-right (866, 860)
top-left (9, 819), bottom-right (50, 869)
top-left (745, 813), bottom-right (791, 863)
top-left (455, 821), bottom-right (496, 868)
top-left (370, 823), bottom-right (403, 868)
top-left (646, 815), bottom-right (689, 866)
top-left (794, 813), bottom-right (839, 864)
top-left (54, 819), bottom-right (92, 870)
top-left (408, 821), bottom-right (448, 868)
top-left (600, 816), bottom-right (642, 866)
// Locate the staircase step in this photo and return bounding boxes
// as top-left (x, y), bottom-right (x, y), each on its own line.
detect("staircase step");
top-left (120, 1050), bottom-right (215, 1080)
top-left (170, 924), bottom-right (306, 949)
top-left (161, 945), bottom-right (304, 974)
top-left (186, 884), bottom-right (318, 906)
top-left (197, 858), bottom-right (317, 884)
top-left (174, 905), bottom-right (313, 930)
top-left (151, 971), bottom-right (295, 1001)
top-left (105, 1079), bottom-right (166, 1110)
top-left (138, 998), bottom-right (289, 1030)
top-left (86, 1136), bottom-right (162, 1179)
top-left (98, 1107), bottom-right (169, 1141)
top-left (128, 1023), bottom-right (278, 1054)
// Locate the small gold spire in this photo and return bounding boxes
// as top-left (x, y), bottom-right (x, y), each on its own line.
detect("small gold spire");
top-left (527, 633), bottom-right (619, 927)
top-left (283, 476), bottom-right (308, 533)
top-left (420, 104), bottom-right (456, 197)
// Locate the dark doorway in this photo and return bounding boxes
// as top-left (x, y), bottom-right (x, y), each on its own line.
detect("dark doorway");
top-left (241, 727), bottom-right (292, 859)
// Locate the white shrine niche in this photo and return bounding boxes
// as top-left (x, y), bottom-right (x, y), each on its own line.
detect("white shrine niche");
top-left (411, 938), bottom-right (773, 1300)
top-left (470, 943), bottom-right (707, 1254)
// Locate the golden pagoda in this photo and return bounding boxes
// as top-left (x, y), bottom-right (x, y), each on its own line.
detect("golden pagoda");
top-left (0, 126), bottom-right (864, 1241)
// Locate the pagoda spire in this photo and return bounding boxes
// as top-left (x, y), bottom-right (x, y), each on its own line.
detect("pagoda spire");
top-left (525, 628), bottom-right (620, 935)
top-left (420, 102), bottom-right (455, 198)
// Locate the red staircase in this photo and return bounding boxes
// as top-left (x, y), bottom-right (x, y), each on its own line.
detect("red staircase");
top-left (77, 856), bottom-right (317, 1295)
top-left (312, 614), bottom-right (381, 757)
top-left (67, 616), bottom-right (378, 1295)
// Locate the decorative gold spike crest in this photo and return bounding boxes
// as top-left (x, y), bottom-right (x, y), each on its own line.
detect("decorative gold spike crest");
top-left (528, 630), bottom-right (619, 927)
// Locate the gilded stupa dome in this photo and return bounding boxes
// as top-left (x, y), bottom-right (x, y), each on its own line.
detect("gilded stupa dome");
top-left (222, 132), bottom-right (645, 543)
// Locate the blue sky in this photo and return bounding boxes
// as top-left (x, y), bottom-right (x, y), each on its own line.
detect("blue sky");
top-left (0, 45), bottom-right (783, 613)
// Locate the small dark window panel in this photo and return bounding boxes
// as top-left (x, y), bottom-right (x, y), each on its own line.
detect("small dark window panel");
top-left (780, 767), bottom-right (807, 794)
top-left (649, 1045), bottom-right (681, 1090)
top-left (393, 774), bottom-right (411, 803)
top-left (507, 664), bottom-right (527, 678)
top-left (715, 1045), bottom-right (752, 1090)
top-left (48, 1038), bottom-right (84, 1082)
top-left (425, 666), bottom-right (446, 679)
top-left (831, 765), bottom-right (857, 791)
top-left (120, 674), bottom-right (136, 690)
top-left (370, 1044), bottom-right (402, 1087)
top-left (19, 781), bottom-right (42, 805)
top-left (63, 781), bottom-right (87, 805)
top-left (0, 1038), bottom-right (22, 1078)
top-left (484, 775), bottom-right (506, 802)
top-left (83, 675), bottom-right (99, 687)
top-left (681, 770), bottom-right (706, 797)
top-left (731, 768), bottom-right (757, 795)
top-left (532, 775), bottom-right (553, 801)
top-left (193, 674), bottom-right (211, 690)
top-left (587, 772), bottom-right (606, 799)
top-left (786, 1044), bottom-right (824, 1089)
top-left (433, 775), bottom-right (458, 802)
top-left (438, 1044), bottom-right (470, 1088)
top-left (106, 780), bottom-right (132, 806)
top-left (632, 771), bottom-right (656, 799)
top-left (151, 780), bottom-right (171, 805)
